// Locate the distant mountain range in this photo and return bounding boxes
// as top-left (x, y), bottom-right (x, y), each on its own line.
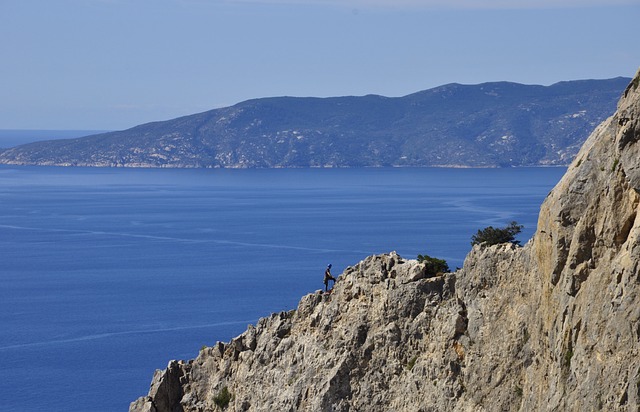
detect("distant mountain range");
top-left (0, 77), bottom-right (631, 168)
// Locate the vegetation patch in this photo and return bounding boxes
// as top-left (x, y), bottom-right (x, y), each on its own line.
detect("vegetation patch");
top-left (417, 254), bottom-right (450, 276)
top-left (406, 356), bottom-right (418, 370)
top-left (471, 221), bottom-right (523, 246)
top-left (563, 348), bottom-right (574, 369)
top-left (213, 386), bottom-right (233, 409)
top-left (515, 385), bottom-right (523, 397)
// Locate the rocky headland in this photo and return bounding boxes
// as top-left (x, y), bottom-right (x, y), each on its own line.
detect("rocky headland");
top-left (130, 69), bottom-right (640, 411)
top-left (0, 78), bottom-right (628, 168)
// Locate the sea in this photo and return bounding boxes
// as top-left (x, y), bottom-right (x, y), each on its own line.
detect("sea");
top-left (0, 164), bottom-right (566, 411)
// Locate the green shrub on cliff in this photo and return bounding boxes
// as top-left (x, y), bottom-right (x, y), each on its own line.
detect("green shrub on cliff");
top-left (213, 386), bottom-right (232, 409)
top-left (417, 254), bottom-right (449, 276)
top-left (471, 221), bottom-right (523, 246)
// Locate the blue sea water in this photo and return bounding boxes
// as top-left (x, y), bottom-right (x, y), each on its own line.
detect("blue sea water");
top-left (0, 166), bottom-right (566, 411)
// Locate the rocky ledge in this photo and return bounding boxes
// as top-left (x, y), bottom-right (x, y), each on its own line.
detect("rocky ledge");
top-left (131, 69), bottom-right (640, 411)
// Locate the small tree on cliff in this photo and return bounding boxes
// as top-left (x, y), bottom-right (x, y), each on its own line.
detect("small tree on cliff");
top-left (471, 221), bottom-right (523, 246)
top-left (417, 253), bottom-right (450, 276)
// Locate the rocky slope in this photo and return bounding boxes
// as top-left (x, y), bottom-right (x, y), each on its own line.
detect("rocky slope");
top-left (130, 69), bottom-right (640, 411)
top-left (0, 78), bottom-right (628, 168)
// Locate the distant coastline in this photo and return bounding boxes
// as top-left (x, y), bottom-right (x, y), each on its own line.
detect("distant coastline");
top-left (0, 77), bottom-right (629, 168)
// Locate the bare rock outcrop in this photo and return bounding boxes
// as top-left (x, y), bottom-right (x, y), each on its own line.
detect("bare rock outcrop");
top-left (130, 69), bottom-right (640, 412)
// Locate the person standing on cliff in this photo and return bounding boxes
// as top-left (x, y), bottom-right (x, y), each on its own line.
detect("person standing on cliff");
top-left (324, 264), bottom-right (336, 292)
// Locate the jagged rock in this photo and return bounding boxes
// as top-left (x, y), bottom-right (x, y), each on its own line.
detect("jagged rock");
top-left (131, 69), bottom-right (640, 411)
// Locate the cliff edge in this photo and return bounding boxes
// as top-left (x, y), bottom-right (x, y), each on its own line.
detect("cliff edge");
top-left (130, 69), bottom-right (640, 412)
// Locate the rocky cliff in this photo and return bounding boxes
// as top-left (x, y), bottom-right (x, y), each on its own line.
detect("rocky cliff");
top-left (130, 69), bottom-right (640, 412)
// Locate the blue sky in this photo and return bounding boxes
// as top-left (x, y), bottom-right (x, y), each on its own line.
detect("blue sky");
top-left (1, 0), bottom-right (639, 130)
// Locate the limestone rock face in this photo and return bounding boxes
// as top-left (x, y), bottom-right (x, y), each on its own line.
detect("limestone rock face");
top-left (130, 69), bottom-right (640, 412)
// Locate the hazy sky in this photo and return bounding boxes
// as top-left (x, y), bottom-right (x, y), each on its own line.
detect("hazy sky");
top-left (1, 0), bottom-right (639, 130)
